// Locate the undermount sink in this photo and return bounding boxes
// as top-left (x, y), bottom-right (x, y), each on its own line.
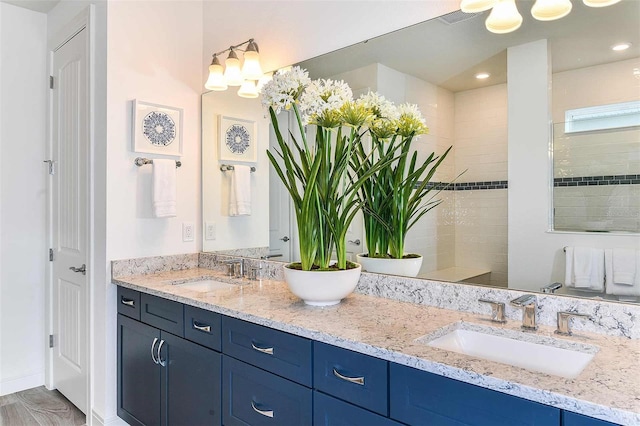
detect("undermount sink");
top-left (418, 322), bottom-right (598, 379)
top-left (174, 279), bottom-right (237, 292)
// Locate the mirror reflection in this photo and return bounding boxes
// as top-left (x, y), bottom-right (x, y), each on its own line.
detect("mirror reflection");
top-left (202, 0), bottom-right (640, 303)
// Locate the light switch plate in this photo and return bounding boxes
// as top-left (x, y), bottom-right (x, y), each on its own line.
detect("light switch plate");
top-left (205, 222), bottom-right (216, 240)
top-left (182, 222), bottom-right (194, 242)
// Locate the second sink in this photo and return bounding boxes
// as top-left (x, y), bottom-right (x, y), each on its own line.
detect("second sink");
top-left (174, 279), bottom-right (238, 292)
top-left (418, 322), bottom-right (598, 379)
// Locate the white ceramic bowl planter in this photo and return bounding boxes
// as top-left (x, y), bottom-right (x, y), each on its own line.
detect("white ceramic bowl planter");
top-left (356, 254), bottom-right (423, 277)
top-left (283, 264), bottom-right (362, 306)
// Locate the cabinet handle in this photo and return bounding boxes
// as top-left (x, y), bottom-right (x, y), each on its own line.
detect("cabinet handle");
top-left (157, 339), bottom-right (166, 367)
top-left (251, 401), bottom-right (274, 418)
top-left (251, 342), bottom-right (274, 355)
top-left (150, 338), bottom-right (159, 364)
top-left (333, 368), bottom-right (365, 386)
top-left (192, 321), bottom-right (211, 333)
top-left (121, 298), bottom-right (135, 307)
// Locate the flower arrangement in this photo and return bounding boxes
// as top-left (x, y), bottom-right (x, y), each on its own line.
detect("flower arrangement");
top-left (262, 66), bottom-right (451, 274)
top-left (351, 92), bottom-right (452, 261)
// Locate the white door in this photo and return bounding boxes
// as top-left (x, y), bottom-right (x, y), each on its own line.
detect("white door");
top-left (268, 112), bottom-right (292, 262)
top-left (50, 27), bottom-right (88, 414)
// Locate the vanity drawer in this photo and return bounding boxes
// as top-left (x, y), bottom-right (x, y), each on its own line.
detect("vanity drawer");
top-left (222, 316), bottom-right (312, 387)
top-left (314, 391), bottom-right (402, 426)
top-left (390, 363), bottom-right (561, 426)
top-left (562, 411), bottom-right (619, 426)
top-left (222, 355), bottom-right (312, 426)
top-left (184, 305), bottom-right (221, 351)
top-left (313, 342), bottom-right (388, 416)
top-left (140, 293), bottom-right (184, 337)
top-left (117, 287), bottom-right (140, 321)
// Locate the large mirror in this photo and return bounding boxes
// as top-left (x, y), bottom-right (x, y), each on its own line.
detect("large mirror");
top-left (202, 0), bottom-right (640, 303)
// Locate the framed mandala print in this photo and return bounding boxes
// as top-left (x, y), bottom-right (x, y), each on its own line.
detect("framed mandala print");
top-left (218, 115), bottom-right (257, 162)
top-left (132, 100), bottom-right (183, 156)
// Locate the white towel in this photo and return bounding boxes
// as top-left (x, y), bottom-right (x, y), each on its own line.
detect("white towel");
top-left (152, 159), bottom-right (177, 218)
top-left (605, 249), bottom-right (640, 297)
top-left (564, 247), bottom-right (605, 291)
top-left (612, 248), bottom-right (637, 286)
top-left (229, 165), bottom-right (251, 216)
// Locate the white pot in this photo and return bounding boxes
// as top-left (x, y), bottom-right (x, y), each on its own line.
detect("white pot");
top-left (283, 264), bottom-right (362, 306)
top-left (356, 254), bottom-right (423, 277)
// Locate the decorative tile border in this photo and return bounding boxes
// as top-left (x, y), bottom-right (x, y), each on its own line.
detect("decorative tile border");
top-left (422, 180), bottom-right (509, 191)
top-left (554, 174), bottom-right (640, 187)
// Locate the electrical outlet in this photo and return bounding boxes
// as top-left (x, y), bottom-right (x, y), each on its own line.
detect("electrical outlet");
top-left (182, 222), bottom-right (194, 242)
top-left (205, 222), bottom-right (216, 240)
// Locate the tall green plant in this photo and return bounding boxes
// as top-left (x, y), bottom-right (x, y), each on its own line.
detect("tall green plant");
top-left (263, 70), bottom-right (388, 271)
top-left (351, 94), bottom-right (454, 259)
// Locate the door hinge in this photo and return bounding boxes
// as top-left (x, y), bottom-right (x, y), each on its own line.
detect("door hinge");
top-left (49, 76), bottom-right (54, 89)
top-left (43, 160), bottom-right (55, 175)
top-left (49, 248), bottom-right (54, 261)
top-left (49, 335), bottom-right (54, 348)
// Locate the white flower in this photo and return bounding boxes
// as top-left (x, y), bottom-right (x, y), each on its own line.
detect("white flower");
top-left (359, 91), bottom-right (399, 121)
top-left (261, 66), bottom-right (311, 114)
top-left (397, 103), bottom-right (428, 137)
top-left (299, 79), bottom-right (353, 125)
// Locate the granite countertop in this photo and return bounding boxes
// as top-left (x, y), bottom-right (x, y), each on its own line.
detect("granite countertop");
top-left (112, 268), bottom-right (640, 425)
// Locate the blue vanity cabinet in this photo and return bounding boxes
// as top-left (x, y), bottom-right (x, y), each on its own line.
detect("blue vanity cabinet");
top-left (562, 411), bottom-right (620, 426)
top-left (117, 291), bottom-right (223, 426)
top-left (389, 363), bottom-right (561, 426)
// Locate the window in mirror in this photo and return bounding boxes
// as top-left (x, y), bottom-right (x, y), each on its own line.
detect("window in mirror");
top-left (564, 100), bottom-right (640, 133)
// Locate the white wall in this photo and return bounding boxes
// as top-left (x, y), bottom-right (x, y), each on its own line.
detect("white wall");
top-left (508, 40), bottom-right (640, 294)
top-left (201, 91), bottom-right (269, 252)
top-left (0, 3), bottom-right (47, 395)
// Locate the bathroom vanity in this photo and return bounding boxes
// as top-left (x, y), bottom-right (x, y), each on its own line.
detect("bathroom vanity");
top-left (112, 257), bottom-right (639, 426)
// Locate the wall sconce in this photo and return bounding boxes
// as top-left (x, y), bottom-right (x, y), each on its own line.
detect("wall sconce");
top-left (461, 0), bottom-right (621, 34)
top-left (205, 38), bottom-right (263, 98)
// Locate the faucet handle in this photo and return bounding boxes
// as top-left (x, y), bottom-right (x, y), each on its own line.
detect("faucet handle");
top-left (541, 282), bottom-right (563, 294)
top-left (555, 311), bottom-right (592, 336)
top-left (478, 299), bottom-right (506, 323)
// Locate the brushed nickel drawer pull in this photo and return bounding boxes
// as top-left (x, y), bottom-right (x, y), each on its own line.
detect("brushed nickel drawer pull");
top-left (333, 368), bottom-right (365, 385)
top-left (251, 342), bottom-right (274, 355)
top-left (251, 401), bottom-right (274, 418)
top-left (150, 338), bottom-right (159, 364)
top-left (192, 321), bottom-right (211, 333)
top-left (121, 298), bottom-right (135, 307)
top-left (157, 340), bottom-right (166, 367)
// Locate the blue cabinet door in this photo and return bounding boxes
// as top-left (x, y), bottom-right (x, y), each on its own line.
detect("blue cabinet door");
top-left (117, 314), bottom-right (161, 426)
top-left (314, 391), bottom-right (402, 426)
top-left (390, 363), bottom-right (561, 426)
top-left (160, 331), bottom-right (222, 426)
top-left (314, 342), bottom-right (388, 416)
top-left (562, 411), bottom-right (620, 426)
top-left (222, 355), bottom-right (312, 426)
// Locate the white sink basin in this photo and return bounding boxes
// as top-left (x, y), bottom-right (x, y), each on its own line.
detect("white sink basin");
top-left (419, 323), bottom-right (598, 379)
top-left (174, 279), bottom-right (237, 292)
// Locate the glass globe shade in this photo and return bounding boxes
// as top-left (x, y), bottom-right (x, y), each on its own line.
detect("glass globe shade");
top-left (531, 0), bottom-right (572, 20)
top-left (486, 0), bottom-right (523, 34)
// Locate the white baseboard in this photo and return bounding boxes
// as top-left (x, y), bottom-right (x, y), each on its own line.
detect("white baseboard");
top-left (0, 371), bottom-right (44, 396)
top-left (91, 410), bottom-right (127, 426)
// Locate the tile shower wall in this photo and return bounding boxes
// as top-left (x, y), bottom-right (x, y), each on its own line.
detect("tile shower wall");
top-left (453, 84), bottom-right (509, 287)
top-left (552, 58), bottom-right (640, 232)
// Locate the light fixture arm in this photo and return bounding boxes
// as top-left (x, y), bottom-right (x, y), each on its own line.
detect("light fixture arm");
top-left (210, 38), bottom-right (256, 59)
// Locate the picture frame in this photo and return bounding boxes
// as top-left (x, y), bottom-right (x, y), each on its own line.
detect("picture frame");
top-left (218, 115), bottom-right (257, 163)
top-left (132, 100), bottom-right (183, 156)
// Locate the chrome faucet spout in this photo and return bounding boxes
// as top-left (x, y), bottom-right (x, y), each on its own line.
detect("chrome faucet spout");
top-left (510, 294), bottom-right (537, 330)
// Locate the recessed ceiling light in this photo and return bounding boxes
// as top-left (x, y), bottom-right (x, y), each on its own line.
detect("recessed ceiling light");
top-left (611, 43), bottom-right (631, 51)
top-left (475, 72), bottom-right (491, 79)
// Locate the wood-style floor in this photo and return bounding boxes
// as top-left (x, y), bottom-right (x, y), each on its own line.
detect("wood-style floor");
top-left (0, 386), bottom-right (85, 426)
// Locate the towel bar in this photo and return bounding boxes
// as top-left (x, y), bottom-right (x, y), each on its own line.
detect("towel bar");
top-left (135, 157), bottom-right (181, 168)
top-left (220, 164), bottom-right (256, 172)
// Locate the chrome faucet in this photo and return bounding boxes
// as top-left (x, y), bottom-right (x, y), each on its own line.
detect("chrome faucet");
top-left (541, 282), bottom-right (563, 294)
top-left (510, 294), bottom-right (537, 330)
top-left (555, 311), bottom-right (592, 336)
top-left (478, 299), bottom-right (506, 323)
top-left (225, 259), bottom-right (245, 277)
